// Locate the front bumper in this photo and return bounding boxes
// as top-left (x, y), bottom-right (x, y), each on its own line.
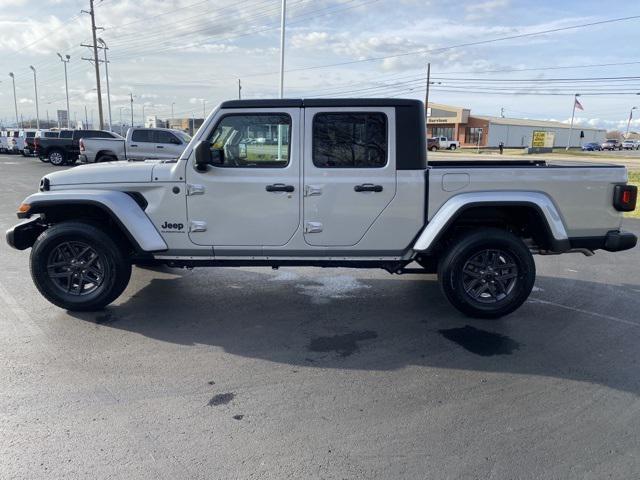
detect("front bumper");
top-left (6, 217), bottom-right (47, 250)
top-left (570, 230), bottom-right (637, 253)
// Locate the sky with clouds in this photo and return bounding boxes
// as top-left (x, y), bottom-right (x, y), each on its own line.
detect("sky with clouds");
top-left (0, 0), bottom-right (639, 131)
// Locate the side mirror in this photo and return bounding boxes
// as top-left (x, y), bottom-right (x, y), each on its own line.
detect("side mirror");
top-left (194, 140), bottom-right (212, 171)
top-left (194, 140), bottom-right (224, 171)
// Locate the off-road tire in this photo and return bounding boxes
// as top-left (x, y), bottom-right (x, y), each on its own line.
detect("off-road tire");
top-left (438, 228), bottom-right (535, 319)
top-left (30, 222), bottom-right (132, 311)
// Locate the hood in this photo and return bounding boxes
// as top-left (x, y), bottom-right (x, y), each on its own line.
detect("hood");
top-left (45, 161), bottom-right (155, 186)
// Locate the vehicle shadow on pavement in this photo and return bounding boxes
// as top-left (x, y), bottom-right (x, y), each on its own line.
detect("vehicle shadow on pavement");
top-left (68, 267), bottom-right (640, 395)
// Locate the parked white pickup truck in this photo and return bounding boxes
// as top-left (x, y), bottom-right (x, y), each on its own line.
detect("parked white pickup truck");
top-left (431, 136), bottom-right (460, 151)
top-left (6, 99), bottom-right (638, 318)
top-left (79, 127), bottom-right (191, 163)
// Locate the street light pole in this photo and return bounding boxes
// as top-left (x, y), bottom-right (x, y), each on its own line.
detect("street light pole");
top-left (8, 72), bottom-right (19, 127)
top-left (566, 93), bottom-right (580, 151)
top-left (29, 66), bottom-right (40, 129)
top-left (279, 0), bottom-right (286, 98)
top-left (142, 104), bottom-right (146, 126)
top-left (202, 99), bottom-right (206, 119)
top-left (626, 106), bottom-right (637, 138)
top-left (57, 53), bottom-right (71, 129)
top-left (98, 38), bottom-right (113, 131)
top-left (129, 93), bottom-right (134, 127)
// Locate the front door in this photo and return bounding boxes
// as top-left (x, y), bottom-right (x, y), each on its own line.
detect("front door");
top-left (303, 107), bottom-right (396, 246)
top-left (154, 130), bottom-right (187, 160)
top-left (186, 109), bottom-right (301, 247)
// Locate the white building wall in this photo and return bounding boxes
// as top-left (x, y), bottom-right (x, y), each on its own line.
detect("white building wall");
top-left (487, 122), bottom-right (606, 148)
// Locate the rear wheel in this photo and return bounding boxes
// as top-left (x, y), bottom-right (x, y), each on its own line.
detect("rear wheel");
top-left (96, 154), bottom-right (117, 163)
top-left (449, 144), bottom-right (457, 150)
top-left (48, 149), bottom-right (66, 166)
top-left (438, 228), bottom-right (535, 318)
top-left (429, 146), bottom-right (438, 152)
top-left (30, 222), bottom-right (132, 311)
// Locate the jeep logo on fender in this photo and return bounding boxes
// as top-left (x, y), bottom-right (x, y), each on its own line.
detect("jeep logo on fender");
top-left (161, 221), bottom-right (184, 231)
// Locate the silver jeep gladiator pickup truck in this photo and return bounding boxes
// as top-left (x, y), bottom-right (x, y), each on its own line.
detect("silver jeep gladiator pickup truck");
top-left (6, 99), bottom-right (638, 318)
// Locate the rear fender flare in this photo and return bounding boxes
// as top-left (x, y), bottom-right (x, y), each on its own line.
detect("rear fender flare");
top-left (413, 191), bottom-right (569, 252)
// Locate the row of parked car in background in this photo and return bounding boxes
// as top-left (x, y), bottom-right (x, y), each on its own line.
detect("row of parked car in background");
top-left (0, 127), bottom-right (191, 166)
top-left (582, 138), bottom-right (640, 151)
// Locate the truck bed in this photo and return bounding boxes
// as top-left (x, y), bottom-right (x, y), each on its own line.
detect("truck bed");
top-left (427, 161), bottom-right (628, 238)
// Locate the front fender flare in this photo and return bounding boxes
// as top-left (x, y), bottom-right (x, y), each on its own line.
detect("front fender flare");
top-left (413, 191), bottom-right (569, 252)
top-left (17, 190), bottom-right (168, 252)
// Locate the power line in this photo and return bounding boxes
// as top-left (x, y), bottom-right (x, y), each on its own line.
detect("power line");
top-left (240, 15), bottom-right (640, 77)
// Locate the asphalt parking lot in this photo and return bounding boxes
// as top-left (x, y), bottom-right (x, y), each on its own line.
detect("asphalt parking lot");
top-left (1, 154), bottom-right (639, 479)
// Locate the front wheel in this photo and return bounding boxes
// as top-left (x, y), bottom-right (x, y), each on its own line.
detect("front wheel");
top-left (30, 222), bottom-right (132, 311)
top-left (438, 228), bottom-right (535, 318)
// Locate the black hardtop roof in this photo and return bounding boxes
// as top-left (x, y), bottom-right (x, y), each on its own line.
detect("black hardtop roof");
top-left (220, 98), bottom-right (423, 109)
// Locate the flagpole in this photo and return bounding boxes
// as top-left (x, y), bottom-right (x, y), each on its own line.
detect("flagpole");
top-left (566, 93), bottom-right (580, 151)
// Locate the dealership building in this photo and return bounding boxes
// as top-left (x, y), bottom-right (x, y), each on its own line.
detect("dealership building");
top-left (427, 102), bottom-right (606, 148)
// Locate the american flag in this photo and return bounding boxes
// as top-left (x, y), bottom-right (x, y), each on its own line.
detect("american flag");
top-left (574, 97), bottom-right (584, 111)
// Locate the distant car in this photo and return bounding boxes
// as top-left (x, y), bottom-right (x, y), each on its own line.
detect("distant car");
top-left (622, 139), bottom-right (639, 150)
top-left (26, 130), bottom-right (59, 160)
top-left (582, 142), bottom-right (602, 151)
top-left (79, 127), bottom-right (190, 163)
top-left (0, 131), bottom-right (8, 153)
top-left (4, 130), bottom-right (20, 153)
top-left (427, 137), bottom-right (439, 152)
top-left (601, 139), bottom-right (622, 151)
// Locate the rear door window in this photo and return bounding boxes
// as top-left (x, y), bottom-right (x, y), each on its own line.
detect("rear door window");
top-left (312, 112), bottom-right (387, 168)
top-left (131, 130), bottom-right (152, 143)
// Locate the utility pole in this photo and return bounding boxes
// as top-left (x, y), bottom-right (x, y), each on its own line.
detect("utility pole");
top-left (202, 99), bottom-right (206, 119)
top-left (171, 102), bottom-right (175, 123)
top-left (626, 106), bottom-right (637, 138)
top-left (279, 0), bottom-right (286, 98)
top-left (84, 105), bottom-right (89, 129)
top-left (129, 93), bottom-right (134, 127)
top-left (81, 0), bottom-right (104, 129)
top-left (98, 38), bottom-right (112, 131)
top-left (57, 53), bottom-right (71, 128)
top-left (238, 79), bottom-right (242, 99)
top-left (566, 93), bottom-right (581, 150)
top-left (424, 62), bottom-right (432, 140)
top-left (29, 66), bottom-right (40, 129)
top-left (8, 72), bottom-right (19, 127)
top-left (119, 106), bottom-right (125, 135)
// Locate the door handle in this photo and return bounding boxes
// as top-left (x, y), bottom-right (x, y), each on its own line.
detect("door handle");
top-left (354, 184), bottom-right (383, 192)
top-left (130, 144), bottom-right (138, 147)
top-left (266, 184), bottom-right (295, 193)
top-left (157, 145), bottom-right (164, 149)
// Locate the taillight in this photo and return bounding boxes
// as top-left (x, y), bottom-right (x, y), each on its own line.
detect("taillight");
top-left (79, 139), bottom-right (84, 151)
top-left (614, 184), bottom-right (638, 212)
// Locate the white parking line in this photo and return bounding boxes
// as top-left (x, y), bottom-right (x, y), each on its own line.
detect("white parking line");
top-left (528, 297), bottom-right (639, 327)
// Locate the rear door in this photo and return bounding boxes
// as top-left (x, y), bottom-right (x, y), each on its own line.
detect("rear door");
top-left (302, 107), bottom-right (396, 246)
top-left (128, 129), bottom-right (154, 160)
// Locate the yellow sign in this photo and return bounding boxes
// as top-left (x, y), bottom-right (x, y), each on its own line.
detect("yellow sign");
top-left (532, 130), bottom-right (555, 148)
top-left (532, 131), bottom-right (546, 148)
